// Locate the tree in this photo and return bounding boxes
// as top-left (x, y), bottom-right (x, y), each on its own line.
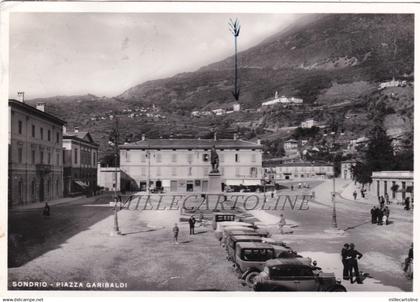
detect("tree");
top-left (365, 124), bottom-right (395, 172)
top-left (350, 161), bottom-right (372, 187)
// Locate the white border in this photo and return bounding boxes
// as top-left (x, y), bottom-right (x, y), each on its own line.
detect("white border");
top-left (0, 2), bottom-right (418, 301)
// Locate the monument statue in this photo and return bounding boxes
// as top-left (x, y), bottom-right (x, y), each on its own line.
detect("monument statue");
top-left (210, 145), bottom-right (219, 173)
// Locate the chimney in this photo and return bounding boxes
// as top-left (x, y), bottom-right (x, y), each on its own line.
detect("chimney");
top-left (233, 133), bottom-right (238, 140)
top-left (141, 134), bottom-right (146, 141)
top-left (36, 102), bottom-right (45, 112)
top-left (17, 92), bottom-right (25, 103)
top-left (74, 127), bottom-right (79, 133)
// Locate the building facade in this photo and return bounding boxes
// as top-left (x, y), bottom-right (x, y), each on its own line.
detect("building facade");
top-left (63, 129), bottom-right (99, 196)
top-left (341, 160), bottom-right (357, 179)
top-left (119, 138), bottom-right (263, 192)
top-left (263, 161), bottom-right (334, 181)
top-left (371, 171), bottom-right (413, 202)
top-left (8, 99), bottom-right (66, 207)
top-left (97, 164), bottom-right (121, 192)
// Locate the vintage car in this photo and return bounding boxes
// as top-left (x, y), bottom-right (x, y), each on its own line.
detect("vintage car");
top-left (233, 242), bottom-right (300, 287)
top-left (253, 258), bottom-right (346, 292)
top-left (226, 235), bottom-right (264, 261)
top-left (220, 227), bottom-right (270, 245)
top-left (214, 222), bottom-right (254, 241)
top-left (212, 213), bottom-right (236, 230)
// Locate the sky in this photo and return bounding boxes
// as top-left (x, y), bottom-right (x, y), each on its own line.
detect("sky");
top-left (9, 13), bottom-right (299, 99)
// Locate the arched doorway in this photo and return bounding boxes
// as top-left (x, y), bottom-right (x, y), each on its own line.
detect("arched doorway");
top-left (39, 177), bottom-right (44, 202)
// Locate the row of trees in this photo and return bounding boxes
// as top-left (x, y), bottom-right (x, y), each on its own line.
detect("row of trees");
top-left (351, 124), bottom-right (413, 186)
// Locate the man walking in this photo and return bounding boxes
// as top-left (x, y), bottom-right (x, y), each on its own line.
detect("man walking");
top-left (43, 202), bottom-right (50, 217)
top-left (173, 223), bottom-right (179, 244)
top-left (348, 243), bottom-right (363, 284)
top-left (377, 207), bottom-right (384, 225)
top-left (341, 243), bottom-right (351, 280)
top-left (353, 190), bottom-right (357, 200)
top-left (188, 215), bottom-right (196, 235)
top-left (278, 214), bottom-right (286, 234)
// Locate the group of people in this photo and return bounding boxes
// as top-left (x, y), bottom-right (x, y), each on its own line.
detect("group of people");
top-left (353, 188), bottom-right (367, 200)
top-left (341, 243), bottom-right (364, 284)
top-left (172, 214), bottom-right (204, 244)
top-left (370, 205), bottom-right (391, 225)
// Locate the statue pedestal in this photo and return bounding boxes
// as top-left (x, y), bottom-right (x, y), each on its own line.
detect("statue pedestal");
top-left (208, 171), bottom-right (222, 193)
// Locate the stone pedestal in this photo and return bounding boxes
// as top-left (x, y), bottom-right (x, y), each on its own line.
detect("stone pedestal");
top-left (208, 171), bottom-right (222, 193)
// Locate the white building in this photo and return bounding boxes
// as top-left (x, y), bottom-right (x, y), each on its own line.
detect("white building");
top-left (119, 138), bottom-right (263, 192)
top-left (233, 103), bottom-right (241, 112)
top-left (301, 119), bottom-right (318, 128)
top-left (341, 160), bottom-right (357, 180)
top-left (263, 161), bottom-right (334, 181)
top-left (378, 79), bottom-right (407, 90)
top-left (371, 171), bottom-right (413, 202)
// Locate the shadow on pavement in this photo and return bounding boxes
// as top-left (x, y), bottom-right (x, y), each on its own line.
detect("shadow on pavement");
top-left (8, 194), bottom-right (114, 268)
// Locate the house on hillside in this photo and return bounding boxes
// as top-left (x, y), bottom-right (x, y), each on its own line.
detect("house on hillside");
top-left (301, 119), bottom-right (318, 128)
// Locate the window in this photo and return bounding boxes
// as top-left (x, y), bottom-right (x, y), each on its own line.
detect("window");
top-left (18, 120), bottom-right (22, 134)
top-left (235, 153), bottom-right (239, 163)
top-left (48, 152), bottom-right (51, 164)
top-left (156, 153), bottom-right (161, 163)
top-left (32, 125), bottom-right (35, 137)
top-left (250, 167), bottom-right (257, 178)
top-left (48, 130), bottom-right (51, 141)
top-left (56, 132), bottom-right (59, 143)
top-left (18, 148), bottom-right (23, 163)
top-left (171, 154), bottom-right (177, 163)
top-left (241, 249), bottom-right (274, 262)
top-left (40, 151), bottom-right (44, 164)
top-left (171, 167), bottom-right (177, 176)
top-left (74, 148), bottom-right (78, 164)
top-left (40, 128), bottom-right (44, 140)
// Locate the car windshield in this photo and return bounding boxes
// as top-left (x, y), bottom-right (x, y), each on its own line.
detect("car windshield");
top-left (241, 248), bottom-right (274, 261)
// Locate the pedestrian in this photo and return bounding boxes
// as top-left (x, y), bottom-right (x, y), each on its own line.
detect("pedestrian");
top-left (383, 206), bottom-right (390, 225)
top-left (380, 196), bottom-right (385, 208)
top-left (403, 243), bottom-right (413, 272)
top-left (271, 191), bottom-right (274, 199)
top-left (341, 243), bottom-right (351, 280)
top-left (173, 223), bottom-right (179, 244)
top-left (278, 214), bottom-right (286, 234)
top-left (348, 243), bottom-right (363, 284)
top-left (377, 207), bottom-right (384, 225)
top-left (290, 185), bottom-right (294, 191)
top-left (361, 189), bottom-right (365, 198)
top-left (385, 193), bottom-right (390, 205)
top-left (43, 202), bottom-right (50, 217)
top-left (188, 215), bottom-right (196, 235)
top-left (353, 190), bottom-right (357, 200)
top-left (404, 197), bottom-right (410, 210)
top-left (370, 206), bottom-right (377, 224)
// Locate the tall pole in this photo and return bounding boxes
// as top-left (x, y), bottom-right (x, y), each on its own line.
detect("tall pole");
top-left (229, 18), bottom-right (240, 101)
top-left (112, 118), bottom-right (121, 236)
top-left (331, 173), bottom-right (337, 228)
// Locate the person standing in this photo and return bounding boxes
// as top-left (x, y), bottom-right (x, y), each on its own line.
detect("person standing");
top-left (188, 216), bottom-right (196, 235)
top-left (353, 190), bottom-right (357, 200)
top-left (341, 243), bottom-right (351, 280)
top-left (377, 207), bottom-right (384, 225)
top-left (279, 214), bottom-right (286, 234)
top-left (404, 197), bottom-right (410, 210)
top-left (404, 243), bottom-right (413, 272)
top-left (173, 223), bottom-right (180, 244)
top-left (43, 202), bottom-right (50, 217)
top-left (370, 206), bottom-right (377, 224)
top-left (348, 243), bottom-right (363, 284)
top-left (383, 206), bottom-right (390, 225)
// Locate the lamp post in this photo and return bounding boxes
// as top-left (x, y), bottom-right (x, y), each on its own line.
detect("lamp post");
top-left (331, 172), bottom-right (337, 228)
top-left (111, 118), bottom-right (121, 236)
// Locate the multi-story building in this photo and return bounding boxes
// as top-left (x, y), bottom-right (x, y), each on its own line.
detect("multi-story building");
top-left (341, 160), bottom-right (357, 180)
top-left (8, 99), bottom-right (66, 207)
top-left (119, 138), bottom-right (263, 192)
top-left (371, 171), bottom-right (413, 202)
top-left (63, 128), bottom-right (99, 196)
top-left (263, 161), bottom-right (334, 181)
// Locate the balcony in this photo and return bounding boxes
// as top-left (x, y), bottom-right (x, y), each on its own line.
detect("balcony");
top-left (36, 164), bottom-right (52, 174)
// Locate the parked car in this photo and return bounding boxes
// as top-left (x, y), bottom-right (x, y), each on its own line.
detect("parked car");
top-left (214, 222), bottom-right (254, 241)
top-left (212, 213), bottom-right (236, 230)
top-left (253, 258), bottom-right (346, 292)
top-left (217, 226), bottom-right (256, 242)
top-left (220, 228), bottom-right (270, 245)
top-left (233, 242), bottom-right (299, 287)
top-left (226, 235), bottom-right (264, 261)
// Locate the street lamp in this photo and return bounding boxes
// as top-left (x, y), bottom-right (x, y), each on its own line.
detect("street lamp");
top-left (111, 118), bottom-right (121, 236)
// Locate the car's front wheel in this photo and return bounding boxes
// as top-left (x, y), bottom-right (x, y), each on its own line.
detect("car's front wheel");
top-left (245, 271), bottom-right (260, 287)
top-left (328, 284), bottom-right (347, 292)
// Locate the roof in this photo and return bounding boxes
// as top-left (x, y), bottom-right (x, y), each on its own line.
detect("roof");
top-left (236, 242), bottom-right (274, 249)
top-left (229, 235), bottom-right (264, 241)
top-left (63, 131), bottom-right (99, 146)
top-left (119, 139), bottom-right (262, 150)
top-left (263, 161), bottom-right (333, 168)
top-left (9, 99), bottom-right (66, 125)
top-left (265, 258), bottom-right (312, 268)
